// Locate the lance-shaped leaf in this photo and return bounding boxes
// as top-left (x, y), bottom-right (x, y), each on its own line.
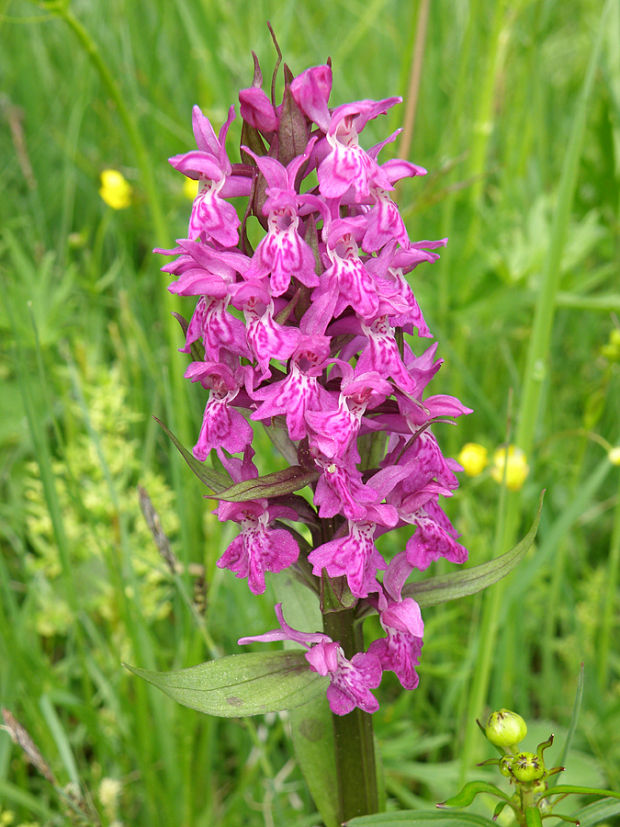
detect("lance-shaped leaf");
top-left (402, 492), bottom-right (544, 608)
top-left (206, 465), bottom-right (319, 502)
top-left (154, 417), bottom-right (230, 492)
top-left (437, 780), bottom-right (512, 809)
top-left (124, 651), bottom-right (328, 717)
top-left (543, 786), bottom-right (620, 801)
top-left (345, 810), bottom-right (498, 825)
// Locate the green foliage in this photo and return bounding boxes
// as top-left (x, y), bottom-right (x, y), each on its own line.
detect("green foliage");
top-left (23, 366), bottom-right (178, 646)
top-left (125, 651), bottom-right (328, 717)
top-left (1, 0), bottom-right (619, 824)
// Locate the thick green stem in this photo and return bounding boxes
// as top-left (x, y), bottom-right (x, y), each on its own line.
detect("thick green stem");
top-left (322, 609), bottom-right (378, 822)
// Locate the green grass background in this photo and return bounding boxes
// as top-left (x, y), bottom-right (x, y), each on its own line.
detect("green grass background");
top-left (1, 0), bottom-right (619, 824)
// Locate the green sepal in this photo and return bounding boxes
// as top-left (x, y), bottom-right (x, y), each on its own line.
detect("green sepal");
top-left (345, 811), bottom-right (498, 825)
top-left (154, 416), bottom-right (230, 492)
top-left (493, 800), bottom-right (510, 820)
top-left (403, 492), bottom-right (543, 608)
top-left (438, 780), bottom-right (512, 808)
top-left (205, 465), bottom-right (319, 502)
top-left (525, 807), bottom-right (543, 827)
top-left (124, 651), bottom-right (328, 717)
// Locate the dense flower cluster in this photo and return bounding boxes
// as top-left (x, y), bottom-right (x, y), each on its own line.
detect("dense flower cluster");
top-left (159, 60), bottom-right (470, 715)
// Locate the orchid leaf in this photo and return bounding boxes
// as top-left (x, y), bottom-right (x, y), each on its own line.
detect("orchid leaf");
top-left (403, 492), bottom-right (543, 608)
top-left (289, 696), bottom-right (339, 827)
top-left (154, 416), bottom-right (230, 492)
top-left (124, 651), bottom-right (327, 717)
top-left (205, 465), bottom-right (319, 502)
top-left (438, 780), bottom-right (511, 808)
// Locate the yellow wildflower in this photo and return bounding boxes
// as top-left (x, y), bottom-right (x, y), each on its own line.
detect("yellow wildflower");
top-left (491, 445), bottom-right (529, 491)
top-left (183, 177), bottom-right (199, 200)
top-left (609, 446), bottom-right (620, 467)
top-left (457, 442), bottom-right (488, 477)
top-left (99, 169), bottom-right (132, 209)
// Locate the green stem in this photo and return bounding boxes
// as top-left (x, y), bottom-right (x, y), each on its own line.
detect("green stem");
top-left (322, 609), bottom-right (378, 822)
top-left (598, 460), bottom-right (620, 689)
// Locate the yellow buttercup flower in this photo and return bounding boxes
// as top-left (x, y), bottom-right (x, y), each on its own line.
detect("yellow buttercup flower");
top-left (99, 169), bottom-right (132, 209)
top-left (457, 442), bottom-right (488, 477)
top-left (491, 445), bottom-right (529, 491)
top-left (183, 177), bottom-right (199, 200)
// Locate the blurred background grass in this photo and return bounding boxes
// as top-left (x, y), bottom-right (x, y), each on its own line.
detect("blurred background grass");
top-left (1, 0), bottom-right (619, 824)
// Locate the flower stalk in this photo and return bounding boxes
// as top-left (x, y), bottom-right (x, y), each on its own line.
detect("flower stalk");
top-left (323, 608), bottom-right (379, 820)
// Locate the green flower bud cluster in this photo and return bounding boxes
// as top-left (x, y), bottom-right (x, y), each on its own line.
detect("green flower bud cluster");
top-left (483, 710), bottom-right (559, 788)
top-left (442, 709), bottom-right (619, 826)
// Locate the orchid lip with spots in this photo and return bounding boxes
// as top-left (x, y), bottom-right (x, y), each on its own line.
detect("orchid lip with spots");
top-left (159, 56), bottom-right (470, 719)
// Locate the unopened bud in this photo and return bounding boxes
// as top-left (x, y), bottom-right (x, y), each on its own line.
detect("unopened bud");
top-left (512, 751), bottom-right (545, 782)
top-left (485, 709), bottom-right (527, 748)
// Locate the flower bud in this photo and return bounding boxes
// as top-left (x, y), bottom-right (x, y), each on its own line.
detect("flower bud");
top-left (511, 751), bottom-right (545, 783)
top-left (485, 709), bottom-right (527, 748)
